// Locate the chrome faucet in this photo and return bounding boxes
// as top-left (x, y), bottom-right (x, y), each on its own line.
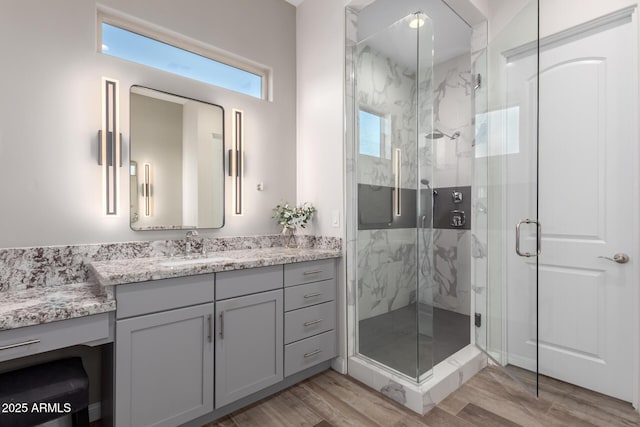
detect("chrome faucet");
top-left (185, 230), bottom-right (199, 255)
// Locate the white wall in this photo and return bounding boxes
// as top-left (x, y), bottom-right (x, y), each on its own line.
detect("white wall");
top-left (296, 0), bottom-right (350, 373)
top-left (296, 0), bottom-right (348, 238)
top-left (0, 0), bottom-right (296, 248)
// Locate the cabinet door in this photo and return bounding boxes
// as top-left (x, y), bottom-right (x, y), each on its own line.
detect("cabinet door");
top-left (215, 289), bottom-right (283, 408)
top-left (115, 303), bottom-right (214, 427)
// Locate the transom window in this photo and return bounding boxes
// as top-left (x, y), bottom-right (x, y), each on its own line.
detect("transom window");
top-left (99, 18), bottom-right (266, 100)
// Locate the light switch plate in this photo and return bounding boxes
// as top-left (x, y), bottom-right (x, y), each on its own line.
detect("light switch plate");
top-left (331, 210), bottom-right (340, 228)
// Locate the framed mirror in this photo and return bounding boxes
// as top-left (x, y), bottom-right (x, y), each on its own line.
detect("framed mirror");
top-left (129, 86), bottom-right (225, 230)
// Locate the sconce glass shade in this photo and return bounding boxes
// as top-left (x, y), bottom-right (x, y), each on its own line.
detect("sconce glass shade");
top-left (100, 77), bottom-right (120, 215)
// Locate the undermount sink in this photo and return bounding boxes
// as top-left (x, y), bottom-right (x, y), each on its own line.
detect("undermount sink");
top-left (159, 256), bottom-right (231, 267)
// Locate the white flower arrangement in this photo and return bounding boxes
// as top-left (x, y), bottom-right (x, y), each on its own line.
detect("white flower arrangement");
top-left (272, 202), bottom-right (316, 232)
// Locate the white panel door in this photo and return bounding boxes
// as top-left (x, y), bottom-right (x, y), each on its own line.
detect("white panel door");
top-left (507, 11), bottom-right (637, 401)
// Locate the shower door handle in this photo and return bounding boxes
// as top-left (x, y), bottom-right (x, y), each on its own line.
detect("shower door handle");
top-left (515, 219), bottom-right (541, 257)
top-left (393, 148), bottom-right (402, 216)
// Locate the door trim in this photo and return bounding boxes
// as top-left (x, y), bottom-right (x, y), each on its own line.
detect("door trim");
top-left (503, 5), bottom-right (637, 61)
top-left (631, 7), bottom-right (640, 413)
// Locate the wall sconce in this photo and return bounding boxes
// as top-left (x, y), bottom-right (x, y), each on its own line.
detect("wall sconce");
top-left (229, 109), bottom-right (244, 215)
top-left (142, 162), bottom-right (152, 217)
top-left (98, 77), bottom-right (121, 215)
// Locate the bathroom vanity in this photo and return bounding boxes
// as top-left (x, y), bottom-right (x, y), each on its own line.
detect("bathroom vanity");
top-left (0, 244), bottom-right (339, 427)
top-left (94, 248), bottom-right (339, 427)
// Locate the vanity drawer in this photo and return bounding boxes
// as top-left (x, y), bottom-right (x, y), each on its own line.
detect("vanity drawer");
top-left (285, 301), bottom-right (336, 344)
top-left (216, 265), bottom-right (283, 300)
top-left (116, 274), bottom-right (214, 319)
top-left (0, 313), bottom-right (111, 363)
top-left (284, 279), bottom-right (336, 311)
top-left (284, 330), bottom-right (336, 377)
top-left (284, 259), bottom-right (335, 287)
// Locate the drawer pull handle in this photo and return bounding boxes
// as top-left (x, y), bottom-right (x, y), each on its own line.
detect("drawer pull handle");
top-left (303, 292), bottom-right (322, 299)
top-left (303, 269), bottom-right (323, 275)
top-left (219, 312), bottom-right (225, 339)
top-left (304, 319), bottom-right (323, 327)
top-left (304, 349), bottom-right (322, 358)
top-left (207, 314), bottom-right (212, 343)
top-left (0, 339), bottom-right (41, 351)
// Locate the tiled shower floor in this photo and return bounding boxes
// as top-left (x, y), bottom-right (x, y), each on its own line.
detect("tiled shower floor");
top-left (358, 304), bottom-right (470, 377)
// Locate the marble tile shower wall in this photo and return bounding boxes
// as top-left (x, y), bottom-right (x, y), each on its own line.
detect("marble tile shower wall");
top-left (433, 229), bottom-right (471, 315)
top-left (355, 36), bottom-right (426, 321)
top-left (0, 235), bottom-right (341, 292)
top-left (433, 53), bottom-right (474, 188)
top-left (357, 229), bottom-right (417, 320)
top-left (356, 43), bottom-right (417, 189)
top-left (355, 50), bottom-right (474, 319)
top-left (431, 53), bottom-right (473, 316)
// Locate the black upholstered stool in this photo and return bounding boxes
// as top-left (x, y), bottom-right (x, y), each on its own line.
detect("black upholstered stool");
top-left (0, 357), bottom-right (90, 427)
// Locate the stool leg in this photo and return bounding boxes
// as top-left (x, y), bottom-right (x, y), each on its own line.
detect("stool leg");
top-left (71, 406), bottom-right (90, 427)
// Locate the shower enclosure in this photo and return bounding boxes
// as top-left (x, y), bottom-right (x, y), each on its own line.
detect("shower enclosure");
top-left (346, 0), bottom-right (485, 398)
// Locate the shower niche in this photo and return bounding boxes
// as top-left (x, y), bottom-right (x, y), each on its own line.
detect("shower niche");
top-left (346, 0), bottom-right (489, 414)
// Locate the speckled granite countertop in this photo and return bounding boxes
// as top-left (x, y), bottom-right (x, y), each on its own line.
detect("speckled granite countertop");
top-left (0, 247), bottom-right (339, 331)
top-left (90, 247), bottom-right (341, 287)
top-left (0, 282), bottom-right (116, 331)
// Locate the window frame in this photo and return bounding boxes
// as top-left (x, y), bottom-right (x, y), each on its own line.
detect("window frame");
top-left (97, 8), bottom-right (271, 101)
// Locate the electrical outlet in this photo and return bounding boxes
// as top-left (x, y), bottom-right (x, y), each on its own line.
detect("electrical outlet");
top-left (331, 210), bottom-right (340, 228)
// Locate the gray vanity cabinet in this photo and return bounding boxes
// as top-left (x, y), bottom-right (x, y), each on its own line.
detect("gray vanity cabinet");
top-left (110, 259), bottom-right (336, 425)
top-left (215, 289), bottom-right (284, 408)
top-left (115, 303), bottom-right (214, 427)
top-left (114, 275), bottom-right (215, 427)
top-left (283, 259), bottom-right (337, 377)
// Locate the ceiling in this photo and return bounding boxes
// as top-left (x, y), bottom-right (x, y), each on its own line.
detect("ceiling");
top-left (357, 0), bottom-right (472, 68)
top-left (285, 0), bottom-right (472, 67)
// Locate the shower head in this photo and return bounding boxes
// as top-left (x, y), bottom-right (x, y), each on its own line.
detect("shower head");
top-left (420, 178), bottom-right (430, 187)
top-left (425, 129), bottom-right (461, 140)
top-left (425, 130), bottom-right (444, 139)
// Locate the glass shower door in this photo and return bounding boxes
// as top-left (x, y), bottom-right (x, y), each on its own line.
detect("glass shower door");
top-left (475, 0), bottom-right (540, 395)
top-left (354, 12), bottom-right (434, 382)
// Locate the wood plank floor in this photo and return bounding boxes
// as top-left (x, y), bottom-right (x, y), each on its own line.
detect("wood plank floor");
top-left (204, 366), bottom-right (640, 427)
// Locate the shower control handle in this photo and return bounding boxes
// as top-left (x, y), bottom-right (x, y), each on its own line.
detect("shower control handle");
top-left (598, 253), bottom-right (629, 264)
top-left (451, 210), bottom-right (466, 228)
top-left (515, 219), bottom-right (541, 257)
